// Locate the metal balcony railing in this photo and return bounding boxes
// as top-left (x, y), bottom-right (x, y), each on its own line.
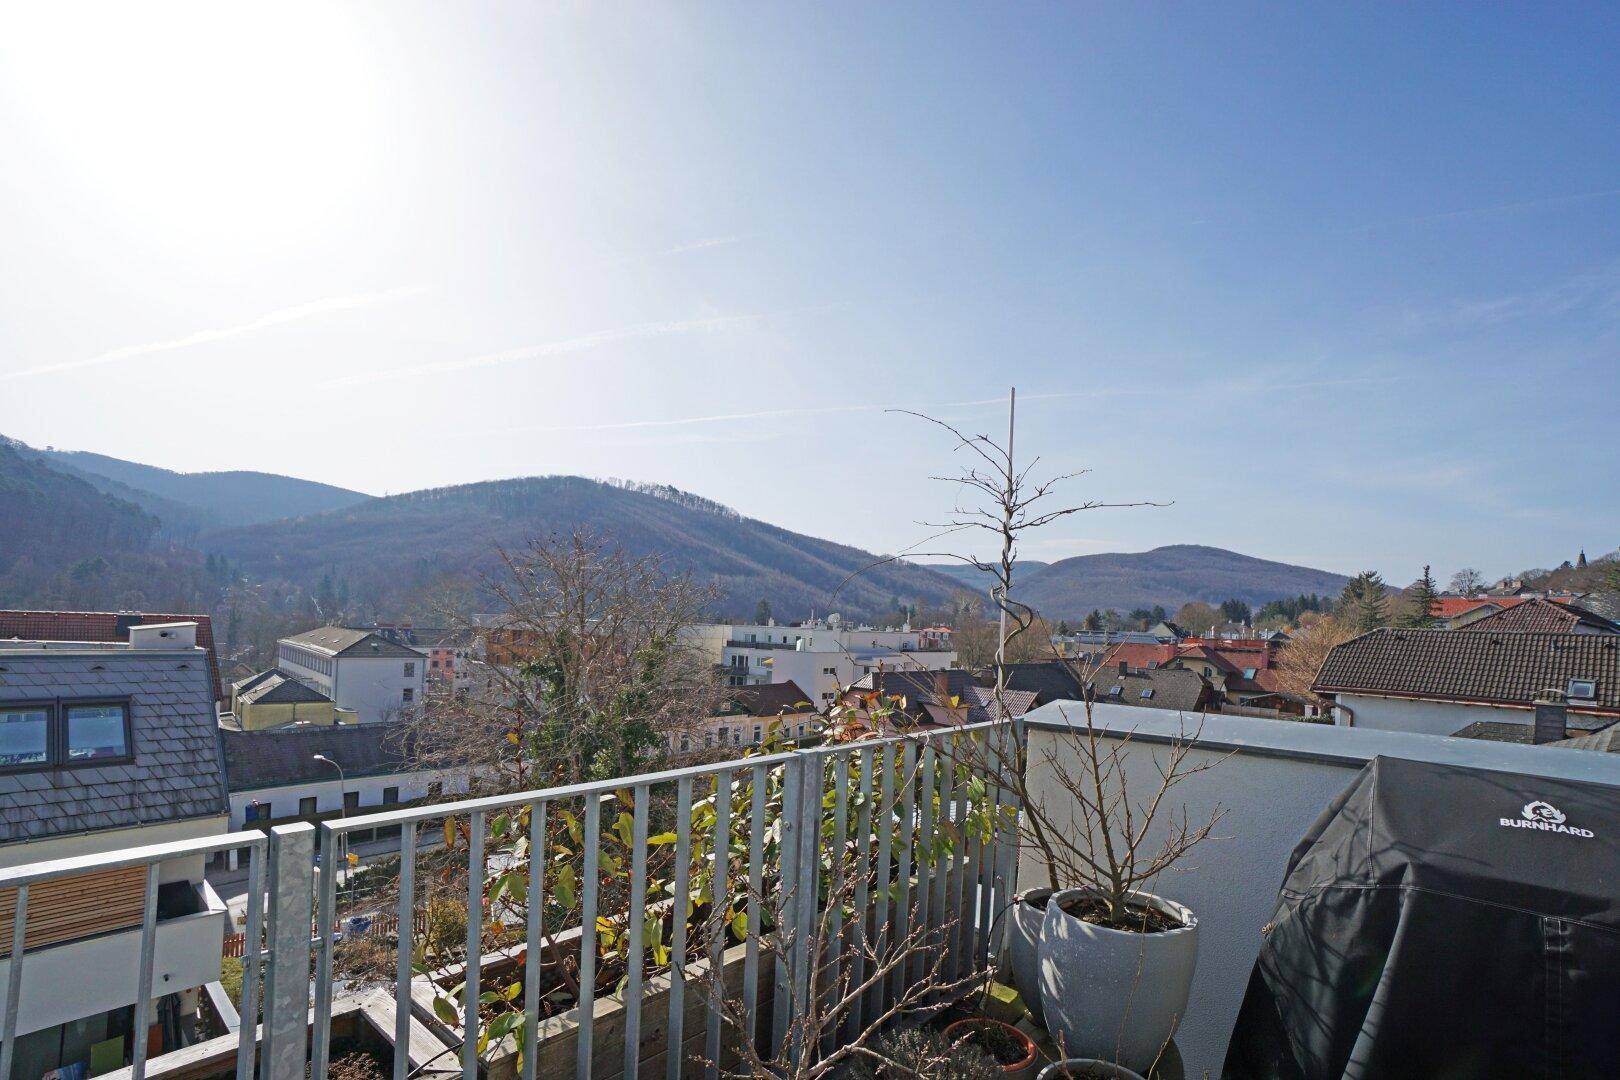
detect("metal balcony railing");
top-left (0, 723), bottom-right (1017, 1080)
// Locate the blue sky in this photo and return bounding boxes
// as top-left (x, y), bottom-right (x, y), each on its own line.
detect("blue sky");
top-left (1, 3), bottom-right (1616, 584)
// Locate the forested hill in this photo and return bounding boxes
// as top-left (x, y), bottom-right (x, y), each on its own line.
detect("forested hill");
top-left (36, 446), bottom-right (372, 532)
top-left (202, 476), bottom-right (968, 620)
top-left (1014, 544), bottom-right (1351, 619)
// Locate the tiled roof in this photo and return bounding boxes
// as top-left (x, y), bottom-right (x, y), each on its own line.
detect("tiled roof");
top-left (282, 626), bottom-right (422, 659)
top-left (1314, 629), bottom-right (1620, 717)
top-left (0, 649), bottom-right (229, 843)
top-left (724, 681), bottom-right (813, 716)
top-left (0, 609), bottom-right (223, 699)
top-left (1429, 597), bottom-right (1522, 619)
top-left (222, 722), bottom-right (413, 791)
top-left (1085, 666), bottom-right (1211, 714)
top-left (238, 671), bottom-right (332, 706)
top-left (992, 662), bottom-right (1087, 703)
top-left (1096, 643), bottom-right (1179, 670)
top-left (1554, 726), bottom-right (1620, 753)
top-left (853, 669), bottom-right (1038, 724)
top-left (1459, 599), bottom-right (1620, 635)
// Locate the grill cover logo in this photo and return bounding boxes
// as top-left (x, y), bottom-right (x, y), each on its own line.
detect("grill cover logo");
top-left (1501, 799), bottom-right (1592, 837)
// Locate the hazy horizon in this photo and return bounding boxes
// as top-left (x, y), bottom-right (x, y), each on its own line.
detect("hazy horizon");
top-left (3, 4), bottom-right (1616, 583)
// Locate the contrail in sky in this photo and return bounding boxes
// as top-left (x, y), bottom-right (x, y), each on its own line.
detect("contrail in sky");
top-left (3, 287), bottom-right (425, 382)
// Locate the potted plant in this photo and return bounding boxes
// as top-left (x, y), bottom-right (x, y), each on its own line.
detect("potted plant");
top-left (1015, 700), bottom-right (1225, 1074)
top-left (942, 1017), bottom-right (1041, 1080)
top-left (1001, 886), bottom-right (1053, 1025)
top-left (1038, 1061), bottom-right (1146, 1080)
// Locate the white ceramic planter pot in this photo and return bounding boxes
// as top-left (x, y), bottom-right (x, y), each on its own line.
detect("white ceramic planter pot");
top-left (1037, 888), bottom-right (1197, 1074)
top-left (1003, 887), bottom-right (1053, 1026)
top-left (1037, 1061), bottom-right (1147, 1080)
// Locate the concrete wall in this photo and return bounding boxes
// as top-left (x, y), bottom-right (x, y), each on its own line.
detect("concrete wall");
top-left (330, 655), bottom-right (426, 724)
top-left (228, 770), bottom-right (458, 829)
top-left (1332, 692), bottom-right (1527, 735)
top-left (1018, 703), bottom-right (1620, 1077)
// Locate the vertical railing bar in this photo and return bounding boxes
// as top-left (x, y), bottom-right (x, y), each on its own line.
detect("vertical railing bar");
top-left (667, 777), bottom-right (694, 1080)
top-left (964, 733), bottom-right (988, 976)
top-left (312, 822), bottom-right (339, 1080)
top-left (522, 803), bottom-right (546, 1080)
top-left (577, 796), bottom-right (602, 1080)
top-left (263, 824), bottom-right (315, 1080)
top-left (771, 760), bottom-right (800, 1056)
top-left (463, 810), bottom-right (485, 1080)
top-left (931, 740), bottom-right (956, 999)
top-left (743, 763), bottom-right (767, 1055)
top-left (949, 738), bottom-right (973, 985)
top-left (979, 731), bottom-right (1004, 972)
top-left (236, 843), bottom-right (265, 1080)
top-left (705, 770), bottom-right (732, 1079)
top-left (844, 745), bottom-right (873, 1042)
top-left (912, 743), bottom-right (935, 988)
top-left (890, 740), bottom-right (916, 1008)
top-left (0, 883), bottom-right (27, 1080)
top-left (125, 862), bottom-right (159, 1080)
top-left (624, 784), bottom-right (651, 1080)
top-left (823, 752), bottom-right (849, 1060)
top-left (790, 753), bottom-right (820, 1067)
top-left (869, 743), bottom-right (895, 1021)
top-left (394, 822), bottom-right (417, 1080)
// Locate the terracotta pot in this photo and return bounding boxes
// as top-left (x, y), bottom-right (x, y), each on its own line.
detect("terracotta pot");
top-left (1037, 888), bottom-right (1197, 1074)
top-left (943, 1017), bottom-right (1040, 1080)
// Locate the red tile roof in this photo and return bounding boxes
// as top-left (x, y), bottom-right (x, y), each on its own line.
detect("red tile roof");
top-left (1459, 599), bottom-right (1620, 635)
top-left (0, 609), bottom-right (223, 700)
top-left (1430, 597), bottom-right (1522, 619)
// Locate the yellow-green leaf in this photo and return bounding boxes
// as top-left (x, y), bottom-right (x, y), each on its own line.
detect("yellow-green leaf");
top-left (432, 995), bottom-right (459, 1026)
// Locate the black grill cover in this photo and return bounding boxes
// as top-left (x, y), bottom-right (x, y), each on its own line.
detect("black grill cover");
top-left (1223, 756), bottom-right (1620, 1079)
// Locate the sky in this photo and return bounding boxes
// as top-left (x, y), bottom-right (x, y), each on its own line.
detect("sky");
top-left (1, 3), bottom-right (1617, 585)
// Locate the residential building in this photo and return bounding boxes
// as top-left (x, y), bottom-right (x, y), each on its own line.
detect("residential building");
top-left (1456, 597), bottom-right (1620, 635)
top-left (1313, 628), bottom-right (1620, 737)
top-left (690, 681), bottom-right (817, 751)
top-left (0, 622), bottom-right (230, 1079)
top-left (0, 609), bottom-right (224, 702)
top-left (1051, 624), bottom-right (1185, 661)
top-left (844, 669), bottom-right (1040, 731)
top-left (226, 670), bottom-right (349, 730)
top-left (989, 660), bottom-right (1088, 703)
top-left (1095, 636), bottom-right (1300, 713)
top-left (360, 624), bottom-right (474, 689)
top-left (1086, 660), bottom-right (1215, 714)
top-left (218, 722), bottom-right (468, 869)
top-left (275, 627), bottom-right (427, 724)
top-left (700, 618), bottom-right (957, 707)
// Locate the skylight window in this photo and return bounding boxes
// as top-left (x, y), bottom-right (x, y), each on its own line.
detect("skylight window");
top-left (1108, 685), bottom-right (1123, 697)
top-left (1568, 678), bottom-right (1598, 701)
top-left (1244, 667), bottom-right (1258, 680)
top-left (1140, 688), bottom-right (1155, 700)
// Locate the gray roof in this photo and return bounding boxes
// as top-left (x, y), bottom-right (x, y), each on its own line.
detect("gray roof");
top-left (852, 669), bottom-right (1039, 724)
top-left (992, 662), bottom-right (1088, 703)
top-left (222, 722), bottom-right (414, 791)
top-left (238, 671), bottom-right (332, 706)
top-left (1086, 666), bottom-right (1211, 713)
top-left (0, 647), bottom-right (229, 844)
top-left (723, 681), bottom-right (814, 717)
top-left (280, 626), bottom-right (422, 659)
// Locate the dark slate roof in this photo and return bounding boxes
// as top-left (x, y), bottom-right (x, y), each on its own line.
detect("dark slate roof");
top-left (0, 647), bottom-right (229, 843)
top-left (1086, 667), bottom-right (1210, 714)
top-left (724, 681), bottom-right (813, 716)
top-left (1451, 721), bottom-right (1538, 744)
top-left (991, 662), bottom-right (1087, 703)
top-left (231, 668), bottom-right (279, 696)
top-left (221, 722), bottom-right (413, 791)
top-left (1314, 629), bottom-right (1620, 717)
top-left (1459, 599), bottom-right (1620, 635)
top-left (1554, 725), bottom-right (1620, 753)
top-left (238, 672), bottom-right (332, 706)
top-left (852, 669), bottom-right (1038, 724)
top-left (281, 626), bottom-right (423, 659)
top-left (0, 609), bottom-right (224, 699)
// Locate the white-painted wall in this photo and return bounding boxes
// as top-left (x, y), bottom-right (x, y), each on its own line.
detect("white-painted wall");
top-left (1018, 703), bottom-right (1620, 1077)
top-left (1331, 692), bottom-right (1530, 736)
top-left (228, 770), bottom-right (466, 828)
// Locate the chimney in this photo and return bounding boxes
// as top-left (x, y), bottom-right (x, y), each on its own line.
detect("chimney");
top-left (129, 621), bottom-right (197, 650)
top-left (1117, 660), bottom-right (1128, 676)
top-left (1533, 688), bottom-right (1568, 745)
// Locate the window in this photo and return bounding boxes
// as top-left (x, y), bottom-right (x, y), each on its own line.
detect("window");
top-left (717, 728), bottom-right (728, 745)
top-left (1569, 678), bottom-right (1598, 700)
top-left (1139, 688), bottom-right (1155, 700)
top-left (1243, 668), bottom-right (1258, 680)
top-left (1108, 685), bottom-right (1123, 697)
top-left (246, 802), bottom-right (272, 822)
top-left (0, 706), bottom-right (50, 768)
top-left (402, 688), bottom-right (414, 703)
top-left (383, 786), bottom-right (400, 805)
top-left (403, 662), bottom-right (416, 677)
top-left (299, 797), bottom-right (318, 816)
top-left (704, 733), bottom-right (714, 748)
top-left (822, 667), bottom-right (837, 676)
top-left (752, 725), bottom-right (763, 743)
top-left (344, 791), bottom-right (360, 811)
top-left (65, 703), bottom-right (131, 762)
top-left (430, 659), bottom-right (440, 669)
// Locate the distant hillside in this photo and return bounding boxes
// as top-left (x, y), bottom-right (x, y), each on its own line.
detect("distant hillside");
top-left (915, 560), bottom-right (1051, 594)
top-left (1015, 544), bottom-right (1351, 619)
top-left (204, 476), bottom-right (969, 621)
top-left (36, 446), bottom-right (372, 530)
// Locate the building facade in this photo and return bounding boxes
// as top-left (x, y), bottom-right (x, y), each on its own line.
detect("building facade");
top-left (275, 627), bottom-right (427, 724)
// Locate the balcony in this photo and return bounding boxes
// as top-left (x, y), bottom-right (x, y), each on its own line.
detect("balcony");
top-left (4, 711), bottom-right (1618, 1079)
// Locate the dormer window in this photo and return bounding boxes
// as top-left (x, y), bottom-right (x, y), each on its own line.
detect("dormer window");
top-left (1140, 688), bottom-right (1155, 700)
top-left (1568, 678), bottom-right (1598, 701)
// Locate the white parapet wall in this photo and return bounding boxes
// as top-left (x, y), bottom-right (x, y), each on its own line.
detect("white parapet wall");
top-left (1018, 702), bottom-right (1620, 1077)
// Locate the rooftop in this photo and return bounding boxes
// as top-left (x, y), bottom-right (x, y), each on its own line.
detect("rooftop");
top-left (1458, 597), bottom-right (1620, 635)
top-left (281, 626), bottom-right (423, 659)
top-left (221, 721), bottom-right (413, 791)
top-left (0, 608), bottom-right (223, 699)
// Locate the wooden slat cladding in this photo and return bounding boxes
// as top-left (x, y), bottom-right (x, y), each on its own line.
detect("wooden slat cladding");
top-left (0, 865), bottom-right (148, 957)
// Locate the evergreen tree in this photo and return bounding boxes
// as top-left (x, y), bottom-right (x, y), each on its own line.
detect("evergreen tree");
top-left (1219, 598), bottom-right (1253, 625)
top-left (1399, 565), bottom-right (1441, 628)
top-left (1056, 620), bottom-right (1071, 635)
top-left (754, 599), bottom-right (771, 624)
top-left (1339, 570), bottom-right (1390, 633)
top-left (1084, 609), bottom-right (1103, 632)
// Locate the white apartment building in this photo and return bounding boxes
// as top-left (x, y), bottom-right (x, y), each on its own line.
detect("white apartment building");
top-left (275, 627), bottom-right (428, 724)
top-left (0, 623), bottom-right (231, 1080)
top-left (693, 617), bottom-right (957, 708)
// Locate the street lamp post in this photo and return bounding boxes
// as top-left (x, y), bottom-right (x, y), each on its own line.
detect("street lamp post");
top-left (312, 754), bottom-right (352, 905)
